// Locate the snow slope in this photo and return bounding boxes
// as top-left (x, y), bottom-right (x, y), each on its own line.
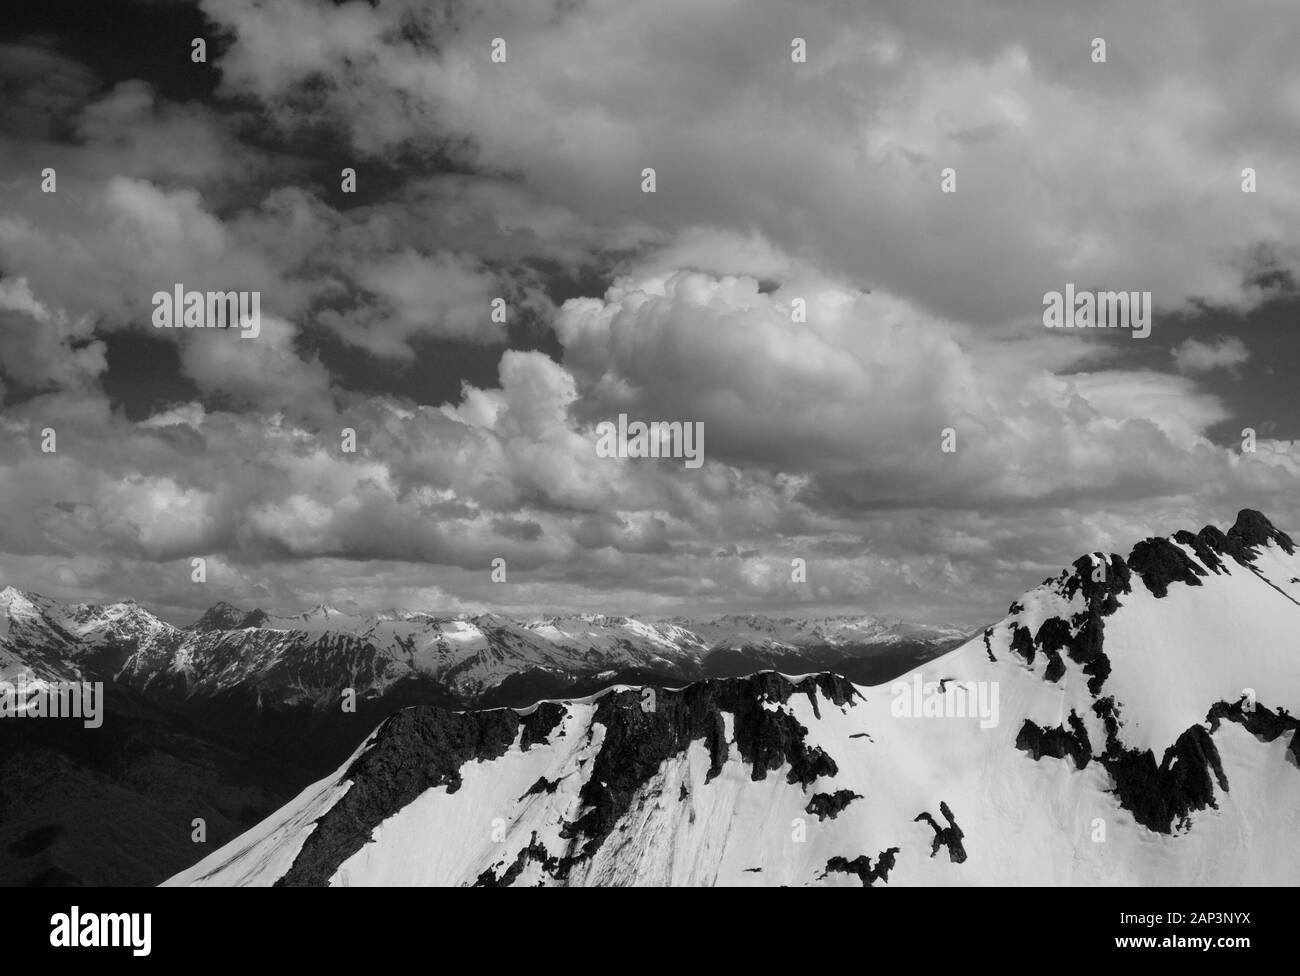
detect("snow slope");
top-left (166, 510), bottom-right (1300, 886)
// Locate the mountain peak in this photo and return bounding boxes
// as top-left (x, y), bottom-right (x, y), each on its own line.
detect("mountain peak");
top-left (1227, 508), bottom-right (1296, 554)
top-left (189, 602), bottom-right (267, 632)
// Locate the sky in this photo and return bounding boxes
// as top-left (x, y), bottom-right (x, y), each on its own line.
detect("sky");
top-left (0, 0), bottom-right (1298, 627)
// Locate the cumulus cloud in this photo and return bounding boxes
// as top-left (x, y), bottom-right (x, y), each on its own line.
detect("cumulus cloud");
top-left (202, 0), bottom-right (1300, 321)
top-left (551, 269), bottom-right (1245, 511)
top-left (0, 5), bottom-right (1297, 627)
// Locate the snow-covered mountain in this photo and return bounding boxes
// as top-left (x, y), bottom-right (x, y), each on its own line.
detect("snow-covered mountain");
top-left (0, 587), bottom-right (171, 685)
top-left (0, 590), bottom-right (959, 887)
top-left (166, 509), bottom-right (1300, 886)
top-left (0, 590), bottom-right (959, 709)
top-left (665, 614), bottom-right (966, 651)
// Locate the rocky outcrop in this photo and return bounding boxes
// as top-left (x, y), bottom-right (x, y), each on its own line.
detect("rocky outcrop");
top-left (1227, 508), bottom-right (1296, 556)
top-left (1015, 711), bottom-right (1092, 770)
top-left (275, 702), bottom-right (566, 886)
top-left (474, 831), bottom-right (558, 887)
top-left (822, 848), bottom-right (900, 886)
top-left (1128, 538), bottom-right (1208, 598)
top-left (1098, 724), bottom-right (1228, 833)
top-left (1006, 553), bottom-right (1128, 696)
top-left (916, 801), bottom-right (966, 864)
top-left (1207, 697), bottom-right (1300, 765)
top-left (558, 673), bottom-right (850, 869)
top-left (187, 602), bottom-right (267, 632)
top-left (806, 789), bottom-right (863, 821)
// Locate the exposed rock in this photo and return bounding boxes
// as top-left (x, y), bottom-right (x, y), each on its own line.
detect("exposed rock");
top-left (1195, 524), bottom-right (1252, 566)
top-left (520, 776), bottom-right (561, 800)
top-left (1009, 624), bottom-right (1036, 666)
top-left (558, 673), bottom-right (849, 870)
top-left (1128, 538), bottom-right (1206, 598)
top-left (1174, 530), bottom-right (1227, 574)
top-left (1207, 698), bottom-right (1300, 765)
top-left (1015, 711), bottom-right (1092, 770)
top-left (982, 628), bottom-right (997, 662)
top-left (805, 789), bottom-right (863, 821)
top-left (1062, 553), bottom-right (1131, 609)
top-left (822, 847), bottom-right (900, 886)
top-left (1227, 508), bottom-right (1296, 556)
top-left (1014, 555), bottom-right (1127, 696)
top-left (187, 602), bottom-right (267, 632)
top-left (915, 801), bottom-right (966, 863)
top-left (1100, 724), bottom-right (1228, 833)
top-left (474, 831), bottom-right (558, 887)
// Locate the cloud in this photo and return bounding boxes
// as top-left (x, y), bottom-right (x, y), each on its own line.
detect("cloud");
top-left (0, 277), bottom-right (105, 394)
top-left (551, 269), bottom-right (1244, 509)
top-left (0, 5), bottom-right (1298, 628)
top-left (201, 0), bottom-right (1300, 323)
top-left (1172, 335), bottom-right (1251, 375)
top-left (0, 43), bottom-right (98, 138)
top-left (179, 313), bottom-right (334, 418)
top-left (319, 249), bottom-right (504, 357)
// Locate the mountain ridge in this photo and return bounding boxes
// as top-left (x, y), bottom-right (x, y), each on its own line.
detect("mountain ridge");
top-left (0, 591), bottom-right (965, 709)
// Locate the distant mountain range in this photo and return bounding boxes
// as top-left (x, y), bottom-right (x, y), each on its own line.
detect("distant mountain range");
top-left (0, 593), bottom-right (966, 708)
top-left (0, 592), bottom-right (963, 886)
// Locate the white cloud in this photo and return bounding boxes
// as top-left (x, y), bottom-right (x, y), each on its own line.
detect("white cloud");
top-left (1, 8), bottom-right (1299, 626)
top-left (201, 0), bottom-right (1300, 321)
